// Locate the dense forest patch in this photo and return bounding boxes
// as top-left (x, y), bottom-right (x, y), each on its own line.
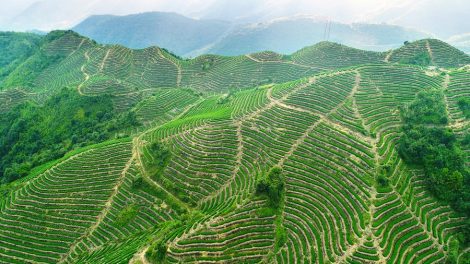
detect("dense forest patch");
top-left (0, 88), bottom-right (139, 183)
top-left (398, 88), bottom-right (470, 248)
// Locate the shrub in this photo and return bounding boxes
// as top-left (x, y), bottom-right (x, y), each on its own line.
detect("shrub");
top-left (114, 204), bottom-right (139, 227)
top-left (275, 225), bottom-right (287, 249)
top-left (145, 142), bottom-right (171, 179)
top-left (146, 241), bottom-right (168, 263)
top-left (132, 177), bottom-right (144, 189)
top-left (256, 167), bottom-right (285, 208)
top-left (399, 52), bottom-right (431, 66)
top-left (457, 97), bottom-right (470, 119)
top-left (377, 174), bottom-right (389, 187)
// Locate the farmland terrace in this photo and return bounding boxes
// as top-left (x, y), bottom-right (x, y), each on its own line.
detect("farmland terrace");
top-left (0, 30), bottom-right (469, 263)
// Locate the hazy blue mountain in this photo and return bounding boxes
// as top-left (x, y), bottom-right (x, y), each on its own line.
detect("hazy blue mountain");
top-left (72, 12), bottom-right (430, 57)
top-left (73, 12), bottom-right (232, 56)
top-left (206, 17), bottom-right (430, 56)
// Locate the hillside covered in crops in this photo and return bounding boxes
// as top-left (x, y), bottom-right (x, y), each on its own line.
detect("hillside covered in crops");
top-left (0, 30), bottom-right (469, 263)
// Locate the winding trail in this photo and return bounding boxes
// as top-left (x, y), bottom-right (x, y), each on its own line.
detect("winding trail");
top-left (458, 247), bottom-right (470, 264)
top-left (130, 246), bottom-right (150, 264)
top-left (384, 49), bottom-right (394, 63)
top-left (276, 71), bottom-right (365, 167)
top-left (68, 39), bottom-right (86, 57)
top-left (77, 51), bottom-right (90, 96)
top-left (440, 74), bottom-right (470, 130)
top-left (99, 49), bottom-right (111, 72)
top-left (199, 75), bottom-right (321, 205)
top-left (426, 40), bottom-right (435, 65)
top-left (442, 74), bottom-right (453, 121)
top-left (336, 70), bottom-right (386, 263)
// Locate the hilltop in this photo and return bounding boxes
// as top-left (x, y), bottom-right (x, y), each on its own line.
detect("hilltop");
top-left (0, 30), bottom-right (469, 263)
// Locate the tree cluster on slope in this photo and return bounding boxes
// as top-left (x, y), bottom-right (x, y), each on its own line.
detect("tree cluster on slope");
top-left (0, 88), bottom-right (140, 183)
top-left (256, 167), bottom-right (285, 208)
top-left (398, 88), bottom-right (470, 250)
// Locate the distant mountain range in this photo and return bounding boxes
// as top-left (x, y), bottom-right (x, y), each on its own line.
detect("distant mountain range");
top-left (3, 1), bottom-right (469, 55)
top-left (73, 12), bottom-right (231, 57)
top-left (72, 12), bottom-right (431, 57)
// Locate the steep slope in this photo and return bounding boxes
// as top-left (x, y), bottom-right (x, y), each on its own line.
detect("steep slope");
top-left (0, 32), bottom-right (42, 84)
top-left (0, 32), bottom-right (469, 263)
top-left (0, 30), bottom-right (388, 186)
top-left (0, 63), bottom-right (468, 263)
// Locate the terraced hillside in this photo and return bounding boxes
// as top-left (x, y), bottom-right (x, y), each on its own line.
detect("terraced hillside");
top-left (385, 39), bottom-right (470, 67)
top-left (0, 31), bottom-right (469, 263)
top-left (1, 31), bottom-right (469, 115)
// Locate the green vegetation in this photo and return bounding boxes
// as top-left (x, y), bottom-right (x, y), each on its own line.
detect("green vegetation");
top-left (0, 88), bottom-right (139, 183)
top-left (0, 32), bottom-right (42, 84)
top-left (1, 49), bottom-right (65, 88)
top-left (376, 163), bottom-right (392, 188)
top-left (391, 39), bottom-right (470, 68)
top-left (399, 89), bottom-right (467, 205)
top-left (141, 142), bottom-right (197, 206)
top-left (457, 97), bottom-right (470, 119)
top-left (256, 167), bottom-right (287, 257)
top-left (0, 31), bottom-right (469, 264)
top-left (147, 241), bottom-right (168, 263)
top-left (115, 204), bottom-right (139, 227)
top-left (256, 167), bottom-right (285, 208)
top-left (131, 176), bottom-right (187, 214)
top-left (144, 142), bottom-right (171, 179)
top-left (217, 91), bottom-right (233, 105)
top-left (398, 88), bottom-right (470, 248)
top-left (274, 217), bottom-right (287, 250)
top-left (399, 52), bottom-right (431, 66)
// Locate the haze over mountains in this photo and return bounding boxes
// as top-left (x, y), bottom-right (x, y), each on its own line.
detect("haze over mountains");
top-left (1, 0), bottom-right (469, 54)
top-left (73, 12), bottom-right (431, 57)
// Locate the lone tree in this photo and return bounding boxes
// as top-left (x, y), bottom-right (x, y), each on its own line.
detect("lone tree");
top-left (256, 167), bottom-right (285, 208)
top-left (146, 241), bottom-right (168, 263)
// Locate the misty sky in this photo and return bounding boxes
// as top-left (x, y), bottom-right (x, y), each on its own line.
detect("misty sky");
top-left (0, 0), bottom-right (469, 38)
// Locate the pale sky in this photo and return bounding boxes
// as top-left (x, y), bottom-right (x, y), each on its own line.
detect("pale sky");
top-left (0, 0), bottom-right (468, 38)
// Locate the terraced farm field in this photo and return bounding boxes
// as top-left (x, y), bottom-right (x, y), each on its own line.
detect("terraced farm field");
top-left (0, 30), bottom-right (469, 263)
